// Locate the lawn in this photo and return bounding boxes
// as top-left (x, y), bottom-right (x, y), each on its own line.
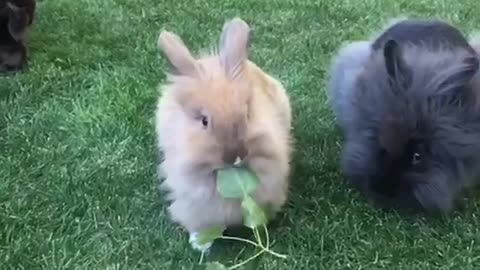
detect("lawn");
top-left (2, 0), bottom-right (480, 269)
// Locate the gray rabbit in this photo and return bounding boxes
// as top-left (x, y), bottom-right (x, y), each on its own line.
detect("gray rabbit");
top-left (329, 18), bottom-right (480, 213)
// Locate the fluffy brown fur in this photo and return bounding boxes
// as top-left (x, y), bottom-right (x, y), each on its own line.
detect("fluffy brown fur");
top-left (0, 0), bottom-right (36, 73)
top-left (155, 18), bottom-right (292, 247)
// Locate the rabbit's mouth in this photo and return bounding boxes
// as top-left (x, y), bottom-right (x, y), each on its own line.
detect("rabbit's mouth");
top-left (233, 156), bottom-right (243, 165)
top-left (214, 156), bottom-right (245, 171)
top-left (366, 183), bottom-right (424, 211)
top-left (370, 178), bottom-right (412, 199)
top-left (212, 156), bottom-right (247, 177)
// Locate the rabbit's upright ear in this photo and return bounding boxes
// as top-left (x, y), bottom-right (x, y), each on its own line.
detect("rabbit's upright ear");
top-left (219, 17), bottom-right (251, 80)
top-left (383, 39), bottom-right (410, 88)
top-left (6, 2), bottom-right (30, 42)
top-left (158, 31), bottom-right (199, 77)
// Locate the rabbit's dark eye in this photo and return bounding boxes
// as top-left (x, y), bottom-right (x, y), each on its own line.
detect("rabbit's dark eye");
top-left (412, 152), bottom-right (422, 165)
top-left (201, 116), bottom-right (208, 128)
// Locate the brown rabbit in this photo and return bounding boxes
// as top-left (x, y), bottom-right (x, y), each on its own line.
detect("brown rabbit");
top-left (0, 0), bottom-right (36, 73)
top-left (155, 17), bottom-right (292, 250)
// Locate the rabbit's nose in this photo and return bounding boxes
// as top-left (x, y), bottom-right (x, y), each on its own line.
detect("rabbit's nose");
top-left (223, 146), bottom-right (247, 165)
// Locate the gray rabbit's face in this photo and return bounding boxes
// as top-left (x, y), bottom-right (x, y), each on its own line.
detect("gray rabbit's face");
top-left (342, 119), bottom-right (463, 212)
top-left (343, 40), bottom-right (480, 213)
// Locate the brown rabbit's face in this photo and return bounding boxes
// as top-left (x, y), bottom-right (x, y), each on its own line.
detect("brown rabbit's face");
top-left (200, 80), bottom-right (250, 164)
top-left (174, 69), bottom-right (252, 165)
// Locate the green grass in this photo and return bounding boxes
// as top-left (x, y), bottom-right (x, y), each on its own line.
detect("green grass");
top-left (2, 0), bottom-right (480, 269)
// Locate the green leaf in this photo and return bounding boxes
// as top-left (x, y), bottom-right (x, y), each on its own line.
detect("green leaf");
top-left (205, 262), bottom-right (228, 270)
top-left (241, 195), bottom-right (268, 228)
top-left (197, 225), bottom-right (225, 245)
top-left (217, 166), bottom-right (260, 199)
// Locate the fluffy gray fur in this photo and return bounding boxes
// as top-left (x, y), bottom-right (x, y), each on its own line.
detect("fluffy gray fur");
top-left (328, 18), bottom-right (480, 213)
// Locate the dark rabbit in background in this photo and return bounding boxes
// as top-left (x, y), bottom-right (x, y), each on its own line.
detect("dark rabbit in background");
top-left (329, 18), bottom-right (480, 213)
top-left (0, 0), bottom-right (36, 73)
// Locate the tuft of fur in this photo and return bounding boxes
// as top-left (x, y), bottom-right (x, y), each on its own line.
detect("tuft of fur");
top-left (329, 18), bottom-right (480, 213)
top-left (468, 34), bottom-right (480, 108)
top-left (155, 17), bottom-right (292, 233)
top-left (0, 0), bottom-right (36, 74)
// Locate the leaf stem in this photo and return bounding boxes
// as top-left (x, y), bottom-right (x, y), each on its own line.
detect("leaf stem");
top-left (253, 227), bottom-right (263, 248)
top-left (228, 250), bottom-right (266, 270)
top-left (264, 248), bottom-right (287, 259)
top-left (220, 236), bottom-right (259, 247)
top-left (263, 224), bottom-right (270, 248)
top-left (199, 250), bottom-right (206, 264)
top-left (220, 235), bottom-right (287, 259)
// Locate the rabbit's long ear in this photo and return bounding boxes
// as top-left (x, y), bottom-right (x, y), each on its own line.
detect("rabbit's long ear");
top-left (219, 17), bottom-right (251, 80)
top-left (6, 2), bottom-right (30, 42)
top-left (158, 31), bottom-right (199, 77)
top-left (383, 39), bottom-right (411, 88)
